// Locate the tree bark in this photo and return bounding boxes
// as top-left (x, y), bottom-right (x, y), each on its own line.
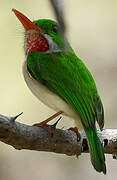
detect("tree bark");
top-left (0, 114), bottom-right (117, 158)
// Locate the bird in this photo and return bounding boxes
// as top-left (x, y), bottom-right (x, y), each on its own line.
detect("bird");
top-left (12, 9), bottom-right (106, 174)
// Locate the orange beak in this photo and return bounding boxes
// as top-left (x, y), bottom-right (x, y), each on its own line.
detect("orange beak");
top-left (12, 9), bottom-right (41, 32)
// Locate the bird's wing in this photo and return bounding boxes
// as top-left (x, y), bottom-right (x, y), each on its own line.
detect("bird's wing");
top-left (27, 51), bottom-right (104, 130)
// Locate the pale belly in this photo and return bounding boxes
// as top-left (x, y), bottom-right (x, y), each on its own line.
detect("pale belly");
top-left (22, 60), bottom-right (83, 129)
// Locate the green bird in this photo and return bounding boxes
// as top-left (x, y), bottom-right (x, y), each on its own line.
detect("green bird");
top-left (13, 9), bottom-right (106, 174)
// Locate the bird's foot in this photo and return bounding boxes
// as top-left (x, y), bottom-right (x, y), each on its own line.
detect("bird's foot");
top-left (33, 111), bottom-right (63, 134)
top-left (68, 127), bottom-right (81, 141)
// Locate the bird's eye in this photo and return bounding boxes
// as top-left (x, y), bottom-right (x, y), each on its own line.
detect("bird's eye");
top-left (52, 24), bottom-right (58, 34)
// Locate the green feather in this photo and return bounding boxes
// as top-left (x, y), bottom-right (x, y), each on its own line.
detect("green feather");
top-left (84, 126), bottom-right (106, 174)
top-left (26, 19), bottom-right (106, 173)
top-left (27, 50), bottom-right (100, 128)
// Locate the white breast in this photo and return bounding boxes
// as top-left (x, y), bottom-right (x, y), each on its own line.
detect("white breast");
top-left (22, 60), bottom-right (83, 129)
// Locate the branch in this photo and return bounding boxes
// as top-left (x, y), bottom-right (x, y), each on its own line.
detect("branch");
top-left (0, 114), bottom-right (117, 158)
top-left (49, 0), bottom-right (68, 49)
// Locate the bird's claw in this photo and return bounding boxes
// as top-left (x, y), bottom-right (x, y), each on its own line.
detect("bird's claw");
top-left (68, 127), bottom-right (81, 141)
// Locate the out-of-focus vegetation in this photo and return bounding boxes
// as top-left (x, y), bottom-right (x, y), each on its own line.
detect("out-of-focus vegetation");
top-left (0, 0), bottom-right (117, 179)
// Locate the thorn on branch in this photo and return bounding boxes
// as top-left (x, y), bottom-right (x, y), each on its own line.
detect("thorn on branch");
top-left (10, 112), bottom-right (23, 122)
top-left (113, 154), bottom-right (117, 159)
top-left (46, 116), bottom-right (62, 137)
top-left (47, 116), bottom-right (62, 129)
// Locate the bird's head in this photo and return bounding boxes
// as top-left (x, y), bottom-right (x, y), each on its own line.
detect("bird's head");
top-left (12, 9), bottom-right (64, 56)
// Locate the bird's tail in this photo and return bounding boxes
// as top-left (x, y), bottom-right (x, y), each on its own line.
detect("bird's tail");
top-left (84, 126), bottom-right (106, 174)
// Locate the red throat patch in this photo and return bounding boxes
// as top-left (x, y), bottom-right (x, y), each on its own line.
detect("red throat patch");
top-left (26, 32), bottom-right (49, 55)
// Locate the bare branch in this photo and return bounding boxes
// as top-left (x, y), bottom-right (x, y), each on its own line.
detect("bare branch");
top-left (0, 114), bottom-right (117, 158)
top-left (49, 0), bottom-right (68, 49)
top-left (50, 0), bottom-right (66, 31)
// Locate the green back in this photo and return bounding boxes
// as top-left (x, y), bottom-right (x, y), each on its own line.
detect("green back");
top-left (27, 49), bottom-right (104, 130)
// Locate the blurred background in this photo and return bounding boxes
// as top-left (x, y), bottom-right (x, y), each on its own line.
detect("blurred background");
top-left (0, 0), bottom-right (117, 179)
